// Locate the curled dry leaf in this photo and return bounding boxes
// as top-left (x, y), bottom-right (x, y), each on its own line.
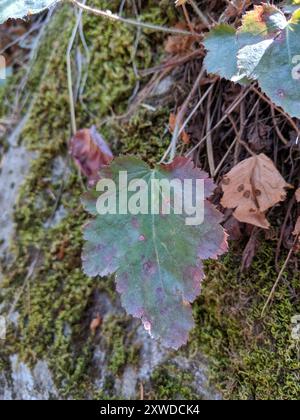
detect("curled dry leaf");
top-left (295, 188), bottom-right (300, 203)
top-left (221, 153), bottom-right (290, 229)
top-left (69, 126), bottom-right (113, 185)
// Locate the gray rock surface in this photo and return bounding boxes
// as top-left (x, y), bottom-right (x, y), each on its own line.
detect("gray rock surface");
top-left (0, 356), bottom-right (58, 400)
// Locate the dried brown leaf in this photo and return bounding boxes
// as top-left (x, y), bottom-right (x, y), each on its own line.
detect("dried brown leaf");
top-left (295, 188), bottom-right (300, 203)
top-left (221, 153), bottom-right (289, 229)
top-left (69, 126), bottom-right (113, 184)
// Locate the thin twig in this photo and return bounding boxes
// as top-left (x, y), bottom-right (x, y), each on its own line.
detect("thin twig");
top-left (233, 101), bottom-right (244, 164)
top-left (275, 196), bottom-right (296, 270)
top-left (206, 88), bottom-right (215, 175)
top-left (140, 382), bottom-right (144, 400)
top-left (78, 11), bottom-right (91, 99)
top-left (251, 86), bottom-right (300, 136)
top-left (128, 0), bottom-right (142, 103)
top-left (213, 137), bottom-right (237, 177)
top-left (67, 3), bottom-right (85, 135)
top-left (271, 105), bottom-right (289, 145)
top-left (163, 69), bottom-right (204, 163)
top-left (159, 83), bottom-right (213, 164)
top-left (214, 96), bottom-right (260, 176)
top-left (140, 50), bottom-right (202, 77)
top-left (70, 0), bottom-right (197, 36)
top-left (188, 0), bottom-right (211, 28)
top-left (178, 84), bottom-right (214, 142)
top-left (12, 10), bottom-right (54, 115)
top-left (119, 0), bottom-right (127, 15)
top-left (0, 20), bottom-right (44, 55)
top-left (261, 236), bottom-right (298, 317)
top-left (227, 106), bottom-right (255, 157)
top-left (182, 3), bottom-right (197, 35)
top-left (186, 87), bottom-right (251, 157)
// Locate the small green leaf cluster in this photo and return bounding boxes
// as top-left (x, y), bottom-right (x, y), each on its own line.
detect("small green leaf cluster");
top-left (204, 3), bottom-right (300, 118)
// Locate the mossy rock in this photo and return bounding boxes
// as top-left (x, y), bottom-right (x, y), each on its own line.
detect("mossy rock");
top-left (0, 1), bottom-right (299, 400)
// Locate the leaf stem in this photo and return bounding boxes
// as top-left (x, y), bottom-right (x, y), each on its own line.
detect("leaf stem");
top-left (188, 0), bottom-right (211, 28)
top-left (69, 0), bottom-right (198, 36)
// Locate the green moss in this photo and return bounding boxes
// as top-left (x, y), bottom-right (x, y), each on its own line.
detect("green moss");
top-left (100, 315), bottom-right (139, 376)
top-left (0, 0), bottom-right (172, 398)
top-left (192, 242), bottom-right (300, 400)
top-left (113, 107), bottom-right (170, 164)
top-left (103, 316), bottom-right (128, 375)
top-left (150, 364), bottom-right (198, 400)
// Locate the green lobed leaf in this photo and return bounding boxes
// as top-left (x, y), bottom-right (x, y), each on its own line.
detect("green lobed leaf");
top-left (204, 5), bottom-right (285, 81)
top-left (203, 24), bottom-right (240, 80)
top-left (82, 157), bottom-right (228, 349)
top-left (237, 9), bottom-right (300, 118)
top-left (204, 4), bottom-right (300, 118)
top-left (0, 0), bottom-right (59, 24)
